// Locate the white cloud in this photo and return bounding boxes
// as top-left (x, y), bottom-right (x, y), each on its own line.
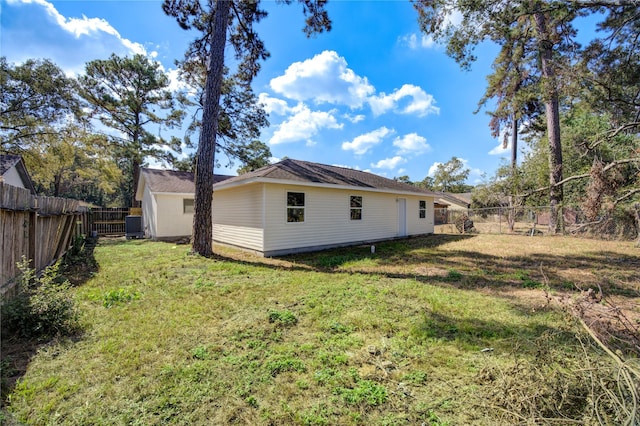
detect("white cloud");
top-left (489, 142), bottom-right (510, 155)
top-left (3, 0), bottom-right (153, 76)
top-left (341, 127), bottom-right (394, 155)
top-left (11, 0), bottom-right (146, 55)
top-left (393, 133), bottom-right (431, 155)
top-left (369, 84), bottom-right (440, 117)
top-left (165, 68), bottom-right (191, 93)
top-left (371, 156), bottom-right (407, 170)
top-left (427, 162), bottom-right (442, 177)
top-left (269, 50), bottom-right (375, 108)
top-left (400, 9), bottom-right (463, 50)
top-left (399, 33), bottom-right (436, 49)
top-left (258, 93), bottom-right (291, 116)
top-left (332, 164), bottom-right (361, 170)
top-left (269, 103), bottom-right (342, 145)
top-left (344, 113), bottom-right (366, 124)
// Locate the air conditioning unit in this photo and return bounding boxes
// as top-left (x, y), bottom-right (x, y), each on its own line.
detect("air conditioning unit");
top-left (125, 215), bottom-right (144, 239)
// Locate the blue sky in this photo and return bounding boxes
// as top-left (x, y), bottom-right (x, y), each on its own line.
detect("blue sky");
top-left (2, 0), bottom-right (513, 182)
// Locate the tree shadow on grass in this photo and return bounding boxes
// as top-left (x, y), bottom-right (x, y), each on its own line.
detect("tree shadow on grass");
top-left (61, 236), bottom-right (100, 286)
top-left (278, 235), bottom-right (640, 298)
top-left (411, 309), bottom-right (571, 353)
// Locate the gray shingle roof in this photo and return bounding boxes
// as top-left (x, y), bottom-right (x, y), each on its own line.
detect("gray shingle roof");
top-left (213, 159), bottom-right (436, 196)
top-left (0, 154), bottom-right (21, 176)
top-left (140, 168), bottom-right (233, 194)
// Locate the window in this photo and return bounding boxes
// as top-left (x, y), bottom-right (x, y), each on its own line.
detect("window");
top-left (287, 192), bottom-right (305, 222)
top-left (419, 200), bottom-right (426, 219)
top-left (183, 198), bottom-right (194, 214)
top-left (350, 196), bottom-right (362, 220)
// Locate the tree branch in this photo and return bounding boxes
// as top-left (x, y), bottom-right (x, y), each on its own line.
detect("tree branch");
top-left (520, 158), bottom-right (640, 198)
top-left (614, 188), bottom-right (640, 205)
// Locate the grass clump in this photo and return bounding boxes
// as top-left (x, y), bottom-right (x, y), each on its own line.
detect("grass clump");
top-left (101, 287), bottom-right (140, 307)
top-left (334, 375), bottom-right (388, 407)
top-left (268, 309), bottom-right (298, 327)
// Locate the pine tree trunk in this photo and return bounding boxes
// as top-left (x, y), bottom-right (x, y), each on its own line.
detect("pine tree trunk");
top-left (634, 203), bottom-right (640, 248)
top-left (511, 117), bottom-right (518, 171)
top-left (131, 159), bottom-right (141, 208)
top-left (192, 0), bottom-right (231, 257)
top-left (534, 10), bottom-right (563, 235)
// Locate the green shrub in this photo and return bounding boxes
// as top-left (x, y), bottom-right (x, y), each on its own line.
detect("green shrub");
top-left (1, 257), bottom-right (79, 339)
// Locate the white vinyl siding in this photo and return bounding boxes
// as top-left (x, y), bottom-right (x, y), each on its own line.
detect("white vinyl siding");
top-left (141, 184), bottom-right (157, 239)
top-left (261, 184), bottom-right (434, 254)
top-left (406, 198), bottom-right (434, 236)
top-left (212, 184), bottom-right (264, 251)
top-left (155, 194), bottom-right (194, 238)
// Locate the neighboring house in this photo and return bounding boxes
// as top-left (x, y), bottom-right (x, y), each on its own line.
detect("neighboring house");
top-left (211, 159), bottom-right (436, 257)
top-left (434, 192), bottom-right (471, 225)
top-left (135, 168), bottom-right (232, 240)
top-left (436, 192), bottom-right (471, 211)
top-left (0, 154), bottom-right (36, 194)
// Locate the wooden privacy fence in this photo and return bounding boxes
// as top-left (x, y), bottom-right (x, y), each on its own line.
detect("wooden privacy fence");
top-left (0, 182), bottom-right (90, 297)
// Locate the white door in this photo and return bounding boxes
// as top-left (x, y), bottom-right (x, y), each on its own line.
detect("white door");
top-left (398, 198), bottom-right (407, 237)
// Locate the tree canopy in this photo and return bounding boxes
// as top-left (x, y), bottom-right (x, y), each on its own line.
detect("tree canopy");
top-left (79, 53), bottom-right (185, 206)
top-left (1, 57), bottom-right (82, 152)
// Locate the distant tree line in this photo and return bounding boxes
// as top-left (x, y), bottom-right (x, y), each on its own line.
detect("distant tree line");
top-left (395, 156), bottom-right (473, 193)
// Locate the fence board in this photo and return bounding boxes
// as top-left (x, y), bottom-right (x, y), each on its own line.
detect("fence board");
top-left (1, 182), bottom-right (90, 298)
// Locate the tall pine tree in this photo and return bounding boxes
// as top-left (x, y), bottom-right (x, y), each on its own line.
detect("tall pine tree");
top-left (163, 0), bottom-right (332, 256)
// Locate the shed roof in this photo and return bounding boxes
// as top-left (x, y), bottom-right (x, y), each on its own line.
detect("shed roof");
top-left (213, 159), bottom-right (436, 196)
top-left (137, 168), bottom-right (233, 198)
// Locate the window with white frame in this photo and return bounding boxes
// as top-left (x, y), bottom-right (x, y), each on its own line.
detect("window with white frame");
top-left (183, 198), bottom-right (194, 214)
top-left (287, 192), bottom-right (305, 222)
top-left (350, 195), bottom-right (363, 220)
top-left (419, 200), bottom-right (426, 219)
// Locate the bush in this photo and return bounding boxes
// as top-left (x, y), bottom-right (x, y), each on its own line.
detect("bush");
top-left (1, 257), bottom-right (79, 339)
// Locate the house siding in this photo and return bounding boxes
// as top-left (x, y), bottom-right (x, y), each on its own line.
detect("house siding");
top-left (212, 184), bottom-right (264, 251)
top-left (155, 194), bottom-right (193, 238)
top-left (142, 185), bottom-right (157, 239)
top-left (2, 166), bottom-right (26, 189)
top-left (261, 184), bottom-right (434, 255)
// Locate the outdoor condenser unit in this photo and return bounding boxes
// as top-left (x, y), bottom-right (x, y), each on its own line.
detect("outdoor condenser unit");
top-left (125, 215), bottom-right (144, 239)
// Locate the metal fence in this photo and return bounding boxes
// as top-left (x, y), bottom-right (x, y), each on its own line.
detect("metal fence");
top-left (434, 206), bottom-right (638, 240)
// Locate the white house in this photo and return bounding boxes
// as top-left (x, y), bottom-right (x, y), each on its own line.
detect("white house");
top-left (0, 155), bottom-right (36, 194)
top-left (211, 159), bottom-right (436, 256)
top-left (135, 168), bottom-right (232, 240)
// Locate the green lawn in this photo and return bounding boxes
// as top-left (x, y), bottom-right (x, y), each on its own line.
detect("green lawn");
top-left (3, 234), bottom-right (639, 425)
